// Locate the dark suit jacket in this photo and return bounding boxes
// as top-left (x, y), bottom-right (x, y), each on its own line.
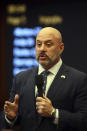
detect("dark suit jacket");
top-left (1, 63), bottom-right (87, 131)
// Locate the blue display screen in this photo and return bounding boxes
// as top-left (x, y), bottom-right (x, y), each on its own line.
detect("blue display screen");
top-left (12, 27), bottom-right (42, 75)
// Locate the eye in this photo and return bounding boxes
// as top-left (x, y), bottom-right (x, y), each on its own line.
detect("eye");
top-left (36, 42), bottom-right (42, 47)
top-left (46, 42), bottom-right (53, 47)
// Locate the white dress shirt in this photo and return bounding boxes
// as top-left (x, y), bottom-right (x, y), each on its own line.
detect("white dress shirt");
top-left (36, 58), bottom-right (62, 96)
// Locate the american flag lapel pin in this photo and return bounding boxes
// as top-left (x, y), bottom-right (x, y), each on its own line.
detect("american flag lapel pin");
top-left (60, 75), bottom-right (66, 79)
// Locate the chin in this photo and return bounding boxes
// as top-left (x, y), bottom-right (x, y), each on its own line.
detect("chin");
top-left (40, 61), bottom-right (50, 68)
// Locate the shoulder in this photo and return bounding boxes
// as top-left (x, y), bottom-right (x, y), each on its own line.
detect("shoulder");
top-left (14, 67), bottom-right (38, 81)
top-left (63, 64), bottom-right (87, 80)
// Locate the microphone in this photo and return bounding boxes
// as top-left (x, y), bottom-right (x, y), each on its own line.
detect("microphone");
top-left (35, 74), bottom-right (44, 97)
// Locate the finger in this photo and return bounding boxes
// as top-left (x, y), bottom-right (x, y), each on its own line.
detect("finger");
top-left (36, 97), bottom-right (43, 102)
top-left (5, 101), bottom-right (8, 104)
top-left (5, 101), bottom-right (9, 104)
top-left (36, 97), bottom-right (48, 105)
top-left (37, 108), bottom-right (42, 114)
top-left (43, 94), bottom-right (48, 100)
top-left (4, 105), bottom-right (9, 112)
top-left (5, 101), bottom-right (12, 105)
top-left (43, 95), bottom-right (51, 103)
top-left (4, 105), bottom-right (7, 111)
top-left (36, 101), bottom-right (45, 107)
top-left (37, 105), bottom-right (44, 109)
top-left (5, 111), bottom-right (9, 116)
top-left (4, 104), bottom-right (7, 109)
top-left (14, 94), bottom-right (19, 105)
top-left (43, 94), bottom-right (46, 98)
top-left (4, 103), bottom-right (12, 110)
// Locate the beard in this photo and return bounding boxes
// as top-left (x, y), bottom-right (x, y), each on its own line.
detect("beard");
top-left (36, 52), bottom-right (49, 61)
top-left (36, 52), bottom-right (60, 69)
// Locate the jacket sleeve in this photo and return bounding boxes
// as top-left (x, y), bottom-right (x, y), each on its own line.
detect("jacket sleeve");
top-left (0, 72), bottom-right (23, 130)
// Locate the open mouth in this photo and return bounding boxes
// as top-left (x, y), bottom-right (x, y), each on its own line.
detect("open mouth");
top-left (39, 54), bottom-right (48, 60)
top-left (40, 56), bottom-right (47, 59)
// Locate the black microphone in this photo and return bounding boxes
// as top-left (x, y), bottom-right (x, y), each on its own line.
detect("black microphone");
top-left (35, 74), bottom-right (44, 97)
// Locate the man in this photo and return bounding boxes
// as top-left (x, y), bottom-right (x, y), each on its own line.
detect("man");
top-left (1, 27), bottom-right (87, 131)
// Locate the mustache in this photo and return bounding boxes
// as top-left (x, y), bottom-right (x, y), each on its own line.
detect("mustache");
top-left (38, 52), bottom-right (48, 58)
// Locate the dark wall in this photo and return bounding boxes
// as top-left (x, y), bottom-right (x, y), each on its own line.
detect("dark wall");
top-left (0, 4), bottom-right (8, 112)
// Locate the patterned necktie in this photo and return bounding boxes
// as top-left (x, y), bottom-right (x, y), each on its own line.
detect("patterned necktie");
top-left (41, 70), bottom-right (50, 95)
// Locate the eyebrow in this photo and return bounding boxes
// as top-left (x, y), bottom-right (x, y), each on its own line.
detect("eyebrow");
top-left (36, 40), bottom-right (52, 42)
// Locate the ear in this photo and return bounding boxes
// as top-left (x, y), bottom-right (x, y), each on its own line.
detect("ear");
top-left (59, 42), bottom-right (64, 55)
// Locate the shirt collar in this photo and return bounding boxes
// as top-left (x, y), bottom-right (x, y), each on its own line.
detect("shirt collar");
top-left (38, 58), bottom-right (62, 75)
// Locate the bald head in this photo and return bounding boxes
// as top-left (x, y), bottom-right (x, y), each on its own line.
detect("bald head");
top-left (36, 27), bottom-right (64, 69)
top-left (37, 27), bottom-right (62, 43)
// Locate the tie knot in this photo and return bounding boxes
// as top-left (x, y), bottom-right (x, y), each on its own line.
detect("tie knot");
top-left (41, 70), bottom-right (50, 77)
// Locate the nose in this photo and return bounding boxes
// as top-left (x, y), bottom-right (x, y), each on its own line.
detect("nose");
top-left (40, 44), bottom-right (46, 51)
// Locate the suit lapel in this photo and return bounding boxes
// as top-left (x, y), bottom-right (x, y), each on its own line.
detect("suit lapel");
top-left (23, 67), bottom-right (38, 113)
top-left (47, 63), bottom-right (69, 100)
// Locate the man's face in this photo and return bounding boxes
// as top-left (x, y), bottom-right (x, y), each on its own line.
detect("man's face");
top-left (36, 31), bottom-right (64, 69)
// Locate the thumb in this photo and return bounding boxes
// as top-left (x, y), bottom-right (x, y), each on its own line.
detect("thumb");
top-left (14, 94), bottom-right (19, 105)
top-left (43, 94), bottom-right (51, 102)
top-left (43, 94), bottom-right (48, 100)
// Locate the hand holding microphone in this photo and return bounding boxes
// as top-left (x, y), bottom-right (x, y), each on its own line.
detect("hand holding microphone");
top-left (36, 94), bottom-right (54, 117)
top-left (35, 74), bottom-right (54, 117)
